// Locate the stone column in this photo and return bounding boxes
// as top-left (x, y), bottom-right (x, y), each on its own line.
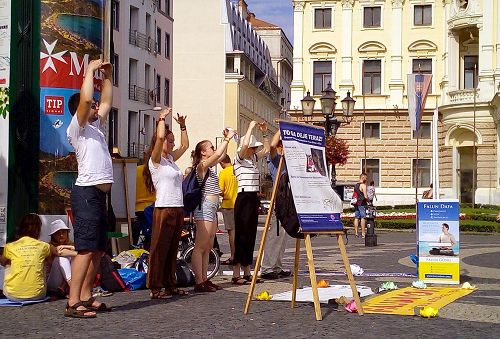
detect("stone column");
top-left (339, 0), bottom-right (354, 96)
top-left (388, 0), bottom-right (404, 107)
top-left (478, 0), bottom-right (494, 101)
top-left (290, 1), bottom-right (306, 109)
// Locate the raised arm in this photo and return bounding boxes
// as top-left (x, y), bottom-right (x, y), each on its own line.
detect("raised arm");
top-left (97, 62), bottom-right (113, 125)
top-left (198, 129), bottom-right (235, 174)
top-left (171, 113), bottom-right (189, 161)
top-left (238, 120), bottom-right (257, 159)
top-left (269, 130), bottom-right (281, 159)
top-left (151, 108), bottom-right (171, 166)
top-left (256, 121), bottom-right (270, 160)
top-left (76, 59), bottom-right (102, 126)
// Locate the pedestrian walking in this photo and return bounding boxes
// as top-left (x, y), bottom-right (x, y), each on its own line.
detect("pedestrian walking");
top-left (191, 129), bottom-right (236, 292)
top-left (261, 130), bottom-right (290, 280)
top-left (232, 121), bottom-right (270, 285)
top-left (219, 155), bottom-right (238, 266)
top-left (65, 59), bottom-right (113, 318)
top-left (143, 108), bottom-right (190, 299)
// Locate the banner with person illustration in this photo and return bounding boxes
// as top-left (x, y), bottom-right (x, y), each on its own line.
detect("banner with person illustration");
top-left (279, 121), bottom-right (343, 232)
top-left (417, 199), bottom-right (460, 284)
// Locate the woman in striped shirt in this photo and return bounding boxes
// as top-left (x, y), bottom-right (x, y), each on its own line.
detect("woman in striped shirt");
top-left (232, 120), bottom-right (270, 285)
top-left (191, 128), bottom-right (236, 292)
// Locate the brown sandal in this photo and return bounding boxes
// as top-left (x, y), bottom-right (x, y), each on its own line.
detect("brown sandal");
top-left (194, 282), bottom-right (216, 292)
top-left (243, 275), bottom-right (262, 283)
top-left (231, 277), bottom-right (247, 285)
top-left (64, 302), bottom-right (96, 318)
top-left (205, 280), bottom-right (223, 290)
top-left (170, 288), bottom-right (190, 296)
top-left (82, 297), bottom-right (112, 312)
top-left (150, 290), bottom-right (172, 299)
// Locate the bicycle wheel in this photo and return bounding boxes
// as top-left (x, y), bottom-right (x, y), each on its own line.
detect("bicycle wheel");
top-left (180, 245), bottom-right (221, 280)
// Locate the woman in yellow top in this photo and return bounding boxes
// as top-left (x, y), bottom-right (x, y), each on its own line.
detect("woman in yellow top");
top-left (135, 162), bottom-right (156, 250)
top-left (0, 214), bottom-right (51, 301)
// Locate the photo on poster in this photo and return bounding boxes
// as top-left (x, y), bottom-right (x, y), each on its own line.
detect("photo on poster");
top-left (306, 148), bottom-right (327, 177)
top-left (418, 220), bottom-right (459, 257)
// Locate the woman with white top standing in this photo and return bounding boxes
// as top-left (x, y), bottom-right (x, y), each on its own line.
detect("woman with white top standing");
top-left (191, 128), bottom-right (236, 292)
top-left (231, 121), bottom-right (270, 285)
top-left (143, 108), bottom-right (189, 299)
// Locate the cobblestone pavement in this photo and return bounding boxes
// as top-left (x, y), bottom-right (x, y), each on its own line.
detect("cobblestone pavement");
top-left (0, 229), bottom-right (498, 338)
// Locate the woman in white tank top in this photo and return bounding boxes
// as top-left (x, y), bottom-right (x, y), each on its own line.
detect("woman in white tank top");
top-left (191, 128), bottom-right (236, 292)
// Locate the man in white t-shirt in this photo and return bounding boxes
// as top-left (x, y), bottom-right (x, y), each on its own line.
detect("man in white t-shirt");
top-left (65, 59), bottom-right (113, 318)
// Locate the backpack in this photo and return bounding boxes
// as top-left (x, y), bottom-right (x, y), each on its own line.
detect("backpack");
top-left (176, 259), bottom-right (195, 287)
top-left (274, 172), bottom-right (304, 239)
top-left (96, 254), bottom-right (127, 292)
top-left (182, 166), bottom-right (209, 213)
top-left (350, 190), bottom-right (359, 206)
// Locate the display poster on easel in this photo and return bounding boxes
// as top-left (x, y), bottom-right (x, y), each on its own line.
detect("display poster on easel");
top-left (417, 199), bottom-right (460, 284)
top-left (279, 121), bottom-right (343, 232)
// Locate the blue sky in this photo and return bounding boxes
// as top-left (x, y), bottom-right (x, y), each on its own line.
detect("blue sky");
top-left (246, 0), bottom-right (294, 43)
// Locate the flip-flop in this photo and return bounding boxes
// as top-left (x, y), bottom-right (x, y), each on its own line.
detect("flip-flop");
top-left (150, 290), bottom-right (172, 299)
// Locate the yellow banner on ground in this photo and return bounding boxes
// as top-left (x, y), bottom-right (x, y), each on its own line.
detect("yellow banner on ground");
top-left (362, 287), bottom-right (474, 315)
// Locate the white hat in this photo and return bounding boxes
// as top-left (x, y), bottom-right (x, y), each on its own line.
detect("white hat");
top-left (49, 219), bottom-right (70, 235)
top-left (238, 135), bottom-right (263, 151)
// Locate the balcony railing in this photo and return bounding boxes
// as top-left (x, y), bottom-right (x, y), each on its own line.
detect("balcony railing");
top-left (129, 29), bottom-right (158, 54)
top-left (128, 84), bottom-right (154, 104)
top-left (448, 89), bottom-right (480, 104)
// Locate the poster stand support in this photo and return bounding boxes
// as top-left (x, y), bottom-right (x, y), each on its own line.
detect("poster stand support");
top-left (244, 157), bottom-right (364, 320)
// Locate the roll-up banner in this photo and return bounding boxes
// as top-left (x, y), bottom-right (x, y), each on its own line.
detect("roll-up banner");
top-left (0, 0), bottom-right (10, 245)
top-left (279, 121), bottom-right (343, 232)
top-left (39, 0), bottom-right (106, 214)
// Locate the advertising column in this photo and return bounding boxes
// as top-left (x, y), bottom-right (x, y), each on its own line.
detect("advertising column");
top-left (0, 0), bottom-right (11, 245)
top-left (39, 0), bottom-right (105, 214)
top-left (417, 199), bottom-right (460, 284)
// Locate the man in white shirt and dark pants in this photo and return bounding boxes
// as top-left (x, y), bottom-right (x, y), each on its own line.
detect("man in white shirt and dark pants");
top-left (65, 59), bottom-right (113, 318)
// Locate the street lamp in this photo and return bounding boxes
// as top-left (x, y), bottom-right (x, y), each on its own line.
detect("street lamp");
top-left (138, 106), bottom-right (162, 158)
top-left (300, 83), bottom-right (356, 187)
top-left (300, 83), bottom-right (355, 136)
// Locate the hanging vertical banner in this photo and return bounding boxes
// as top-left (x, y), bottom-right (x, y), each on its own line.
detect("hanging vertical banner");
top-left (407, 74), bottom-right (432, 131)
top-left (417, 199), bottom-right (460, 284)
top-left (39, 0), bottom-right (106, 214)
top-left (0, 0), bottom-right (11, 246)
top-left (279, 121), bottom-right (343, 232)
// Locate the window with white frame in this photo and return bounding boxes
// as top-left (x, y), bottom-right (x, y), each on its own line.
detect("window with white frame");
top-left (361, 159), bottom-right (380, 186)
top-left (111, 53), bottom-right (119, 86)
top-left (464, 56), bottom-right (478, 89)
top-left (362, 122), bottom-right (381, 139)
top-left (363, 7), bottom-right (381, 28)
top-left (412, 59), bottom-right (432, 92)
top-left (314, 8), bottom-right (331, 29)
top-left (112, 0), bottom-right (119, 31)
top-left (362, 60), bottom-right (381, 94)
top-left (164, 78), bottom-right (170, 106)
top-left (412, 122), bottom-right (431, 139)
top-left (412, 159), bottom-right (431, 187)
top-left (414, 5), bottom-right (432, 26)
top-left (165, 32), bottom-right (170, 59)
top-left (313, 61), bottom-right (331, 95)
top-left (155, 74), bottom-right (161, 103)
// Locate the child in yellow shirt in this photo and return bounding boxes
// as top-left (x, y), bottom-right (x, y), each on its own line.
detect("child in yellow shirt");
top-left (0, 213), bottom-right (51, 301)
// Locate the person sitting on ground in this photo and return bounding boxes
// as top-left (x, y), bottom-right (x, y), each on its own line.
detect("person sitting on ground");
top-left (429, 223), bottom-right (456, 255)
top-left (46, 219), bottom-right (77, 298)
top-left (0, 213), bottom-right (51, 302)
